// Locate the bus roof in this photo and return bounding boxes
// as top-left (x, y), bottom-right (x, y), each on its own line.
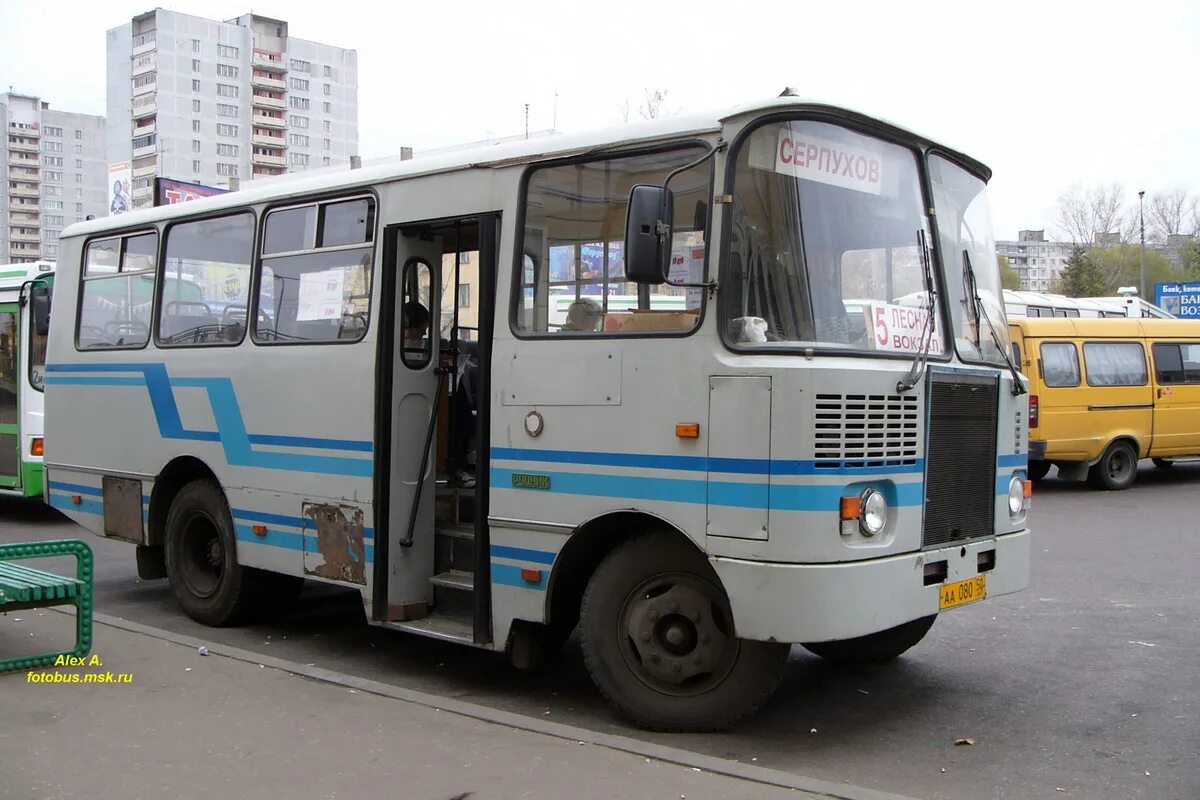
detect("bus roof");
top-left (59, 97), bottom-right (989, 243)
top-left (0, 262), bottom-right (55, 291)
top-left (1008, 316), bottom-right (1200, 338)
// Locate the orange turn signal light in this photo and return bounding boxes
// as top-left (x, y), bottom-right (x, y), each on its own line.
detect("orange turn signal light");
top-left (1022, 480), bottom-right (1033, 499)
top-left (30, 437), bottom-right (43, 456)
top-left (520, 568), bottom-right (543, 584)
top-left (675, 423), bottom-right (700, 439)
top-left (70, 494), bottom-right (82, 505)
top-left (840, 495), bottom-right (862, 520)
top-left (252, 524), bottom-right (268, 536)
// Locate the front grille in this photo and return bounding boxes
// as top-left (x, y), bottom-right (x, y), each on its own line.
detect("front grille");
top-left (813, 393), bottom-right (919, 469)
top-left (923, 372), bottom-right (999, 547)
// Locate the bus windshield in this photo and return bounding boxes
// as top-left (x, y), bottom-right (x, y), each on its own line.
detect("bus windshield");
top-left (928, 154), bottom-right (1010, 364)
top-left (723, 120), bottom-right (942, 355)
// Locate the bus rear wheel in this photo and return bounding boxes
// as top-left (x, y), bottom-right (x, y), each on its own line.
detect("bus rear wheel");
top-left (579, 534), bottom-right (790, 732)
top-left (802, 615), bottom-right (936, 663)
top-left (164, 480), bottom-right (263, 626)
top-left (1028, 460), bottom-right (1051, 482)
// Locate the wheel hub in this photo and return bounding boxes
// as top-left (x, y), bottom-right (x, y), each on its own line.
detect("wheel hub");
top-left (624, 583), bottom-right (730, 686)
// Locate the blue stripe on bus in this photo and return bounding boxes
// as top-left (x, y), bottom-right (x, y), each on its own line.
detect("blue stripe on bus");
top-left (490, 544), bottom-right (557, 565)
top-left (491, 447), bottom-right (925, 476)
top-left (234, 524), bottom-right (374, 563)
top-left (491, 562), bottom-right (548, 591)
top-left (46, 376), bottom-right (149, 386)
top-left (491, 467), bottom-right (924, 510)
top-left (47, 480), bottom-right (103, 497)
top-left (231, 507), bottom-right (374, 538)
top-left (45, 363), bottom-right (373, 476)
top-left (997, 454), bottom-right (1028, 468)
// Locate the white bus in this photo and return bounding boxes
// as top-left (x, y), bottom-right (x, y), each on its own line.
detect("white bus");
top-left (44, 98), bottom-right (1030, 730)
top-left (1003, 289), bottom-right (1174, 319)
top-left (0, 261), bottom-right (53, 497)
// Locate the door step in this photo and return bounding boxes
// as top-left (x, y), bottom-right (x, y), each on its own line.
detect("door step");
top-left (430, 569), bottom-right (473, 591)
top-left (379, 615), bottom-right (476, 644)
top-left (434, 524), bottom-right (475, 574)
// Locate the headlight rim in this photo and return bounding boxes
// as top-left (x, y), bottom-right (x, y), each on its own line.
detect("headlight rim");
top-left (859, 487), bottom-right (888, 536)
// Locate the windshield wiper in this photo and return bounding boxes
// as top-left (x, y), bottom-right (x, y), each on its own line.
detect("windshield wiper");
top-left (897, 229), bottom-right (937, 393)
top-left (962, 250), bottom-right (1026, 396)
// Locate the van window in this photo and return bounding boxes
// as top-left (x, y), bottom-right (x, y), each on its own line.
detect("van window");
top-left (1083, 342), bottom-right (1147, 387)
top-left (1040, 342), bottom-right (1080, 387)
top-left (1152, 343), bottom-right (1200, 384)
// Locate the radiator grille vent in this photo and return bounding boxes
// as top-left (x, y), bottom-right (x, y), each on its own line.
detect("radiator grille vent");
top-left (922, 373), bottom-right (999, 547)
top-left (813, 394), bottom-right (920, 469)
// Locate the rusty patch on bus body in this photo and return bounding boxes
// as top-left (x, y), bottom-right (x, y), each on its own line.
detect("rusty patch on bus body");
top-left (302, 503), bottom-right (366, 584)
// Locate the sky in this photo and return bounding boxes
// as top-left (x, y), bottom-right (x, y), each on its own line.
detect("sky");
top-left (2, 0), bottom-right (1198, 239)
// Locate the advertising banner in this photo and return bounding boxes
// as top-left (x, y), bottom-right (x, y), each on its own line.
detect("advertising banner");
top-left (107, 162), bottom-right (132, 215)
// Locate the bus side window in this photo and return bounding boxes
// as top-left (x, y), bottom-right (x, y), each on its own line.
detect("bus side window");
top-left (400, 258), bottom-right (433, 369)
top-left (254, 196), bottom-right (375, 344)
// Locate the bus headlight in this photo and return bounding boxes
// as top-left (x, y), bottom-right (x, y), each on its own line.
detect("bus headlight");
top-left (1007, 476), bottom-right (1025, 518)
top-left (860, 488), bottom-right (888, 536)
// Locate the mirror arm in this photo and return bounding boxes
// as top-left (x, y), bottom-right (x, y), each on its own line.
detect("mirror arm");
top-left (654, 140), bottom-right (725, 292)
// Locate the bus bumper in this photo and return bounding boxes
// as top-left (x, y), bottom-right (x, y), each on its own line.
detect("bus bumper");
top-left (711, 529), bottom-right (1031, 644)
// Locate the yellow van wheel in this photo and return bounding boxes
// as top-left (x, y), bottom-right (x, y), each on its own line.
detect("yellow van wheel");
top-left (1088, 441), bottom-right (1139, 490)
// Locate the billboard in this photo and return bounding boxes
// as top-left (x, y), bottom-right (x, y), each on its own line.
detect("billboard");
top-left (107, 162), bottom-right (132, 215)
top-left (155, 177), bottom-right (229, 206)
top-left (1155, 282), bottom-right (1200, 318)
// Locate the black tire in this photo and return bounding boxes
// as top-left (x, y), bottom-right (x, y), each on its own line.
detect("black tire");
top-left (1088, 440), bottom-right (1139, 490)
top-left (801, 615), bottom-right (936, 663)
top-left (579, 534), bottom-right (790, 732)
top-left (164, 479), bottom-right (264, 626)
top-left (1152, 457), bottom-right (1174, 469)
top-left (1028, 460), bottom-right (1052, 482)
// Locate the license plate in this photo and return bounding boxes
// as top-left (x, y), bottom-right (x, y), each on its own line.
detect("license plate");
top-left (939, 575), bottom-right (987, 610)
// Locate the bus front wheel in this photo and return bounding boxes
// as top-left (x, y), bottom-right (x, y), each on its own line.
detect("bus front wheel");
top-left (164, 480), bottom-right (264, 626)
top-left (801, 615), bottom-right (936, 663)
top-left (579, 534), bottom-right (790, 732)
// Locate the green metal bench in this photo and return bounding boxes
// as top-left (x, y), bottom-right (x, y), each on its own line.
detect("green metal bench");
top-left (0, 540), bottom-right (94, 673)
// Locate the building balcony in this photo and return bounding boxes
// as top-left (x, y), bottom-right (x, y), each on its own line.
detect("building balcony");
top-left (9, 244), bottom-right (41, 257)
top-left (132, 121), bottom-right (156, 137)
top-left (251, 152), bottom-right (286, 168)
top-left (132, 80), bottom-right (156, 97)
top-left (7, 123), bottom-right (39, 138)
top-left (7, 139), bottom-right (38, 153)
top-left (132, 161), bottom-right (158, 178)
top-left (10, 231), bottom-right (40, 243)
top-left (252, 52), bottom-right (286, 73)
top-left (8, 184), bottom-right (38, 198)
top-left (9, 210), bottom-right (39, 223)
top-left (132, 144), bottom-right (156, 159)
top-left (252, 133), bottom-right (286, 148)
top-left (131, 59), bottom-right (156, 78)
top-left (8, 154), bottom-right (39, 168)
top-left (251, 73), bottom-right (286, 91)
top-left (132, 185), bottom-right (154, 201)
top-left (131, 100), bottom-right (157, 120)
top-left (252, 113), bottom-right (286, 130)
top-left (132, 39), bottom-right (156, 57)
top-left (251, 94), bottom-right (286, 111)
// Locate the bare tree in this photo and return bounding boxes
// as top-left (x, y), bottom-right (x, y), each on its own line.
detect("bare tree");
top-left (1148, 189), bottom-right (1199, 242)
top-left (638, 89), bottom-right (678, 120)
top-left (1054, 183), bottom-right (1136, 246)
top-left (615, 96), bottom-right (630, 124)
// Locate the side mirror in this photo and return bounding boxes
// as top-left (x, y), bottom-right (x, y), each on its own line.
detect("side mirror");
top-left (31, 283), bottom-right (51, 336)
top-left (624, 185), bottom-right (673, 284)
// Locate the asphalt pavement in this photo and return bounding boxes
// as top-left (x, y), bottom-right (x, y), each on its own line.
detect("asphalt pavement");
top-left (2, 460), bottom-right (1198, 800)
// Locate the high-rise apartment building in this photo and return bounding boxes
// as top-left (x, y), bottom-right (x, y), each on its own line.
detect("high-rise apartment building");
top-left (106, 10), bottom-right (359, 210)
top-left (0, 92), bottom-right (107, 263)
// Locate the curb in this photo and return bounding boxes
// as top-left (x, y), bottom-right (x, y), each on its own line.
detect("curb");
top-left (84, 609), bottom-right (924, 800)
